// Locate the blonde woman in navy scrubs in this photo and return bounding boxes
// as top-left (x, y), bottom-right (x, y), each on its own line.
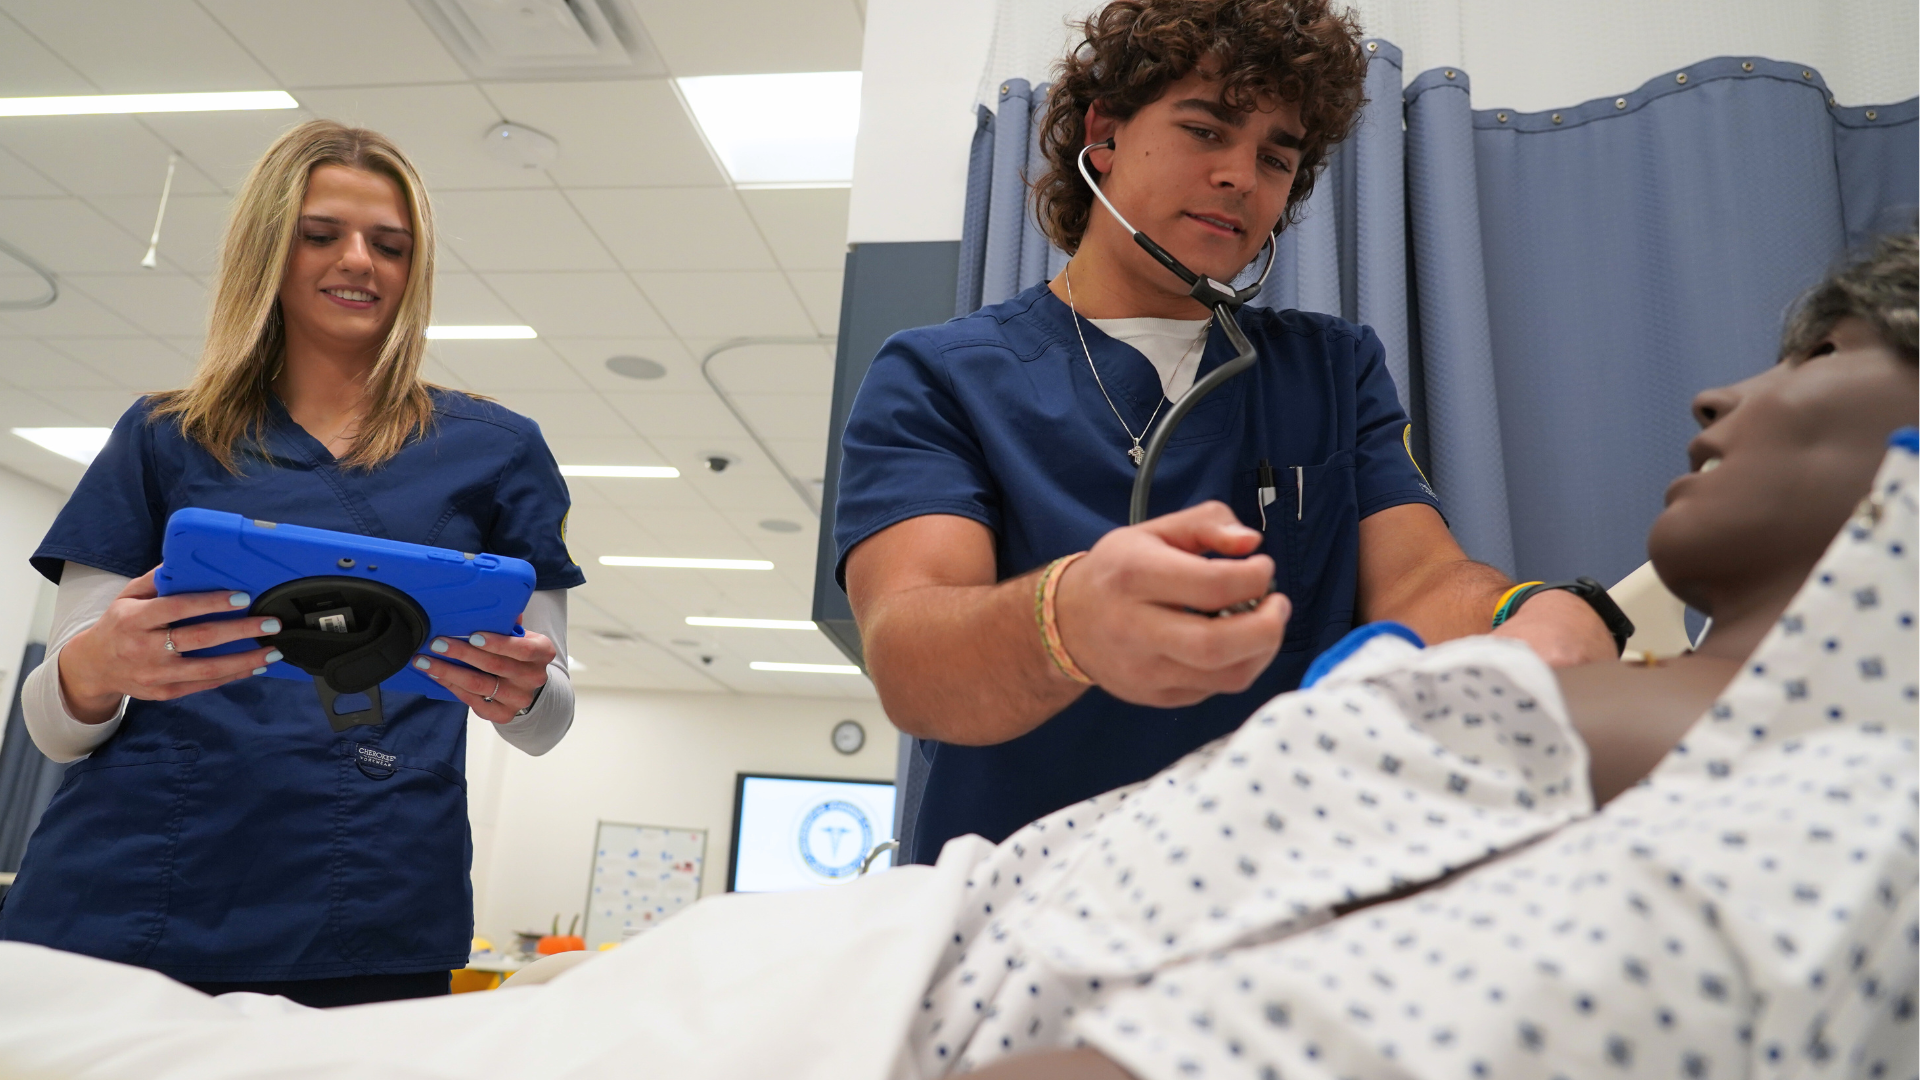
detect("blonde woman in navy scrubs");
top-left (0, 121), bottom-right (584, 1007)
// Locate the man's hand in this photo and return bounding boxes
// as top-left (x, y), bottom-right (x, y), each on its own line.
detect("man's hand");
top-left (1491, 588), bottom-right (1617, 667)
top-left (1053, 501), bottom-right (1290, 708)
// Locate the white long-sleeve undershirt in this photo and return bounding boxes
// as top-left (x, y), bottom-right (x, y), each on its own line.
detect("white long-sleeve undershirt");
top-left (22, 561), bottom-right (574, 763)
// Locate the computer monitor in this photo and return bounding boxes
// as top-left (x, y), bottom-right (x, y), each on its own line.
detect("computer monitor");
top-left (726, 773), bottom-right (897, 893)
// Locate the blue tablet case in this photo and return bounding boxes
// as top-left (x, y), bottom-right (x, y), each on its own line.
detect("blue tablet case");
top-left (157, 508), bottom-right (536, 706)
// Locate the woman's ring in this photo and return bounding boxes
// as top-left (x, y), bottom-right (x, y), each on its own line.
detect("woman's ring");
top-left (163, 627), bottom-right (177, 653)
top-left (483, 676), bottom-right (501, 703)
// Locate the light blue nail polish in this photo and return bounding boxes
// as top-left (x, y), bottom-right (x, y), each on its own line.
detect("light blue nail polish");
top-left (229, 592), bottom-right (250, 607)
top-left (260, 617), bottom-right (282, 634)
top-left (265, 650), bottom-right (284, 664)
top-left (414, 657), bottom-right (432, 670)
top-left (431, 638), bottom-right (450, 653)
top-left (252, 666), bottom-right (267, 675)
top-left (468, 632), bottom-right (487, 647)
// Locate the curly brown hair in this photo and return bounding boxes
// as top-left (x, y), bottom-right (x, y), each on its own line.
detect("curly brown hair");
top-left (1033, 0), bottom-right (1370, 254)
top-left (1780, 231), bottom-right (1918, 363)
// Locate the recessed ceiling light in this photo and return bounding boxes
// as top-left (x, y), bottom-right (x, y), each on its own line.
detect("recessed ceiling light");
top-left (759, 518), bottom-right (801, 533)
top-left (605, 355), bottom-right (666, 380)
top-left (676, 72), bottom-right (861, 187)
top-left (599, 556), bottom-right (773, 570)
top-left (749, 662), bottom-right (863, 674)
top-left (0, 91), bottom-right (299, 117)
top-left (426, 325), bottom-right (536, 339)
top-left (13, 427), bottom-right (111, 464)
top-left (686, 617), bottom-right (815, 630)
top-left (559, 465), bottom-right (679, 478)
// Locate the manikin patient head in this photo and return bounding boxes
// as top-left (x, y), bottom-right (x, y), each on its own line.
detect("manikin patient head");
top-left (1647, 232), bottom-right (1919, 627)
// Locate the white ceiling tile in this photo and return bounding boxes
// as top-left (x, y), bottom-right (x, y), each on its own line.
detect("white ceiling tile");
top-left (30, 386), bottom-right (145, 425)
top-left (48, 337), bottom-right (193, 390)
top-left (434, 189), bottom-right (615, 272)
top-left (702, 339), bottom-right (834, 394)
top-left (730, 393), bottom-right (831, 441)
top-left (428, 339), bottom-right (587, 392)
top-left (138, 110), bottom-right (319, 194)
top-left (632, 270), bottom-right (811, 337)
top-left (0, 116), bottom-right (223, 196)
top-left (0, 9), bottom-right (90, 95)
top-left (293, 85), bottom-right (545, 193)
top-left (602, 390), bottom-right (739, 441)
top-left (0, 198), bottom-right (147, 274)
top-left (0, 336), bottom-right (113, 389)
top-left (785, 269), bottom-right (844, 335)
top-left (1, 279), bottom-right (143, 337)
top-left (483, 272), bottom-right (670, 338)
top-left (0, 446), bottom-right (84, 492)
top-left (86, 193), bottom-right (231, 277)
top-left (613, 508), bottom-right (766, 558)
top-left (2, 0), bottom-right (278, 92)
top-left (0, 386), bottom-right (84, 426)
top-left (762, 437), bottom-right (830, 484)
top-left (0, 147), bottom-right (59, 197)
top-left (66, 273), bottom-right (209, 337)
top-left (543, 434), bottom-right (670, 467)
top-left (429, 273), bottom-right (517, 324)
top-left (629, 0), bottom-right (863, 76)
top-left (545, 336), bottom-right (700, 392)
top-left (199, 0), bottom-right (468, 88)
top-left (479, 81), bottom-right (727, 188)
top-left (420, 355), bottom-right (468, 390)
top-left (738, 187), bottom-right (850, 270)
top-left (569, 187), bottom-right (776, 272)
top-left (485, 389), bottom-right (634, 438)
top-left (718, 508), bottom-right (819, 543)
top-left (578, 471), bottom-right (711, 512)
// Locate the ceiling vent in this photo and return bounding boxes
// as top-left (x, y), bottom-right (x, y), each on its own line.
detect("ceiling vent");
top-left (410, 0), bottom-right (667, 81)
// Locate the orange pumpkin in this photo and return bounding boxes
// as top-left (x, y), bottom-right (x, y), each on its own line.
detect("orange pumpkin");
top-left (537, 913), bottom-right (585, 954)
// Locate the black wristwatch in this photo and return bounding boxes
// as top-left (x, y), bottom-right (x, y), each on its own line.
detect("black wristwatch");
top-left (1492, 576), bottom-right (1636, 656)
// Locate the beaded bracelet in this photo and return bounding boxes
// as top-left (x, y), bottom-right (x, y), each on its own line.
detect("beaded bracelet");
top-left (1034, 552), bottom-right (1093, 684)
top-left (1490, 580), bottom-right (1546, 628)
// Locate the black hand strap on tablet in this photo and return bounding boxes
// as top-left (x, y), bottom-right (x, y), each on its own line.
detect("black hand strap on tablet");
top-left (252, 577), bottom-right (431, 731)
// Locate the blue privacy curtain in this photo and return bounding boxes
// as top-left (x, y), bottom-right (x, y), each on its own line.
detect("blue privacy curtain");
top-left (955, 45), bottom-right (1918, 585)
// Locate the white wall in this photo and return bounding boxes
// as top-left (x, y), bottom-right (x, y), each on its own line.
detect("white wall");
top-left (467, 687), bottom-right (898, 945)
top-left (849, 0), bottom-right (1919, 244)
top-left (0, 466), bottom-right (66, 736)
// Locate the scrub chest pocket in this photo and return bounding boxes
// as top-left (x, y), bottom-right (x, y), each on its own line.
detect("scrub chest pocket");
top-left (1235, 450), bottom-right (1358, 653)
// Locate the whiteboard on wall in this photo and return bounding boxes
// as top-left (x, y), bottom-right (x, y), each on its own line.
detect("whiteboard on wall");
top-left (583, 821), bottom-right (707, 951)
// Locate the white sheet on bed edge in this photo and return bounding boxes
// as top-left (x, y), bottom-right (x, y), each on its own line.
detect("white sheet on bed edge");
top-left (0, 834), bottom-right (994, 1080)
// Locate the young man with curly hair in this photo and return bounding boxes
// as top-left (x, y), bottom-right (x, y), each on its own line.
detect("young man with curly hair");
top-left (835, 0), bottom-right (1616, 865)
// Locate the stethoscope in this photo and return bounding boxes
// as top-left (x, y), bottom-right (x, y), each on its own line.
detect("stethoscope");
top-left (1076, 140), bottom-right (1276, 525)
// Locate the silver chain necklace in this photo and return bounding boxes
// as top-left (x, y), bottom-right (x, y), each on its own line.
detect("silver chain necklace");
top-left (1064, 262), bottom-right (1211, 467)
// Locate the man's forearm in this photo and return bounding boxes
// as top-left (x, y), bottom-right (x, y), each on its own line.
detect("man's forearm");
top-left (1362, 557), bottom-right (1507, 644)
top-left (861, 569), bottom-right (1088, 745)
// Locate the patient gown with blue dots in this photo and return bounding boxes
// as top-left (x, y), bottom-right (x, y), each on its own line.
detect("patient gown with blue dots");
top-left (910, 443), bottom-right (1917, 1079)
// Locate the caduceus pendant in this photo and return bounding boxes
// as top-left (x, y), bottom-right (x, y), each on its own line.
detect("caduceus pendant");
top-left (1128, 445), bottom-right (1145, 467)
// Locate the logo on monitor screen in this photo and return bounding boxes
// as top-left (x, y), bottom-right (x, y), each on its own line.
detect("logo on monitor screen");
top-left (797, 799), bottom-right (873, 880)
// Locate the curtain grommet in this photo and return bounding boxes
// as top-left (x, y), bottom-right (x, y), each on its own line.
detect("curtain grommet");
top-left (1802, 70), bottom-right (1813, 79)
top-left (1000, 84), bottom-right (1009, 96)
top-left (1866, 110), bottom-right (1879, 121)
top-left (1675, 73), bottom-right (1687, 85)
top-left (1444, 70), bottom-right (1456, 80)
top-left (1496, 112), bottom-right (1509, 123)
top-left (1615, 98), bottom-right (1627, 109)
top-left (1741, 61), bottom-right (1754, 72)
top-left (1366, 41), bottom-right (1377, 52)
top-left (1551, 113), bottom-right (1563, 124)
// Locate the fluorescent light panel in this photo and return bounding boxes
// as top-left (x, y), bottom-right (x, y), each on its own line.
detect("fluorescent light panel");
top-left (426, 325), bottom-right (536, 339)
top-left (676, 72), bottom-right (861, 186)
top-left (749, 662), bottom-right (862, 674)
top-left (559, 465), bottom-right (679, 478)
top-left (599, 556), bottom-right (774, 570)
top-left (13, 427), bottom-right (111, 464)
top-left (0, 91), bottom-right (298, 117)
top-left (686, 617), bottom-right (815, 630)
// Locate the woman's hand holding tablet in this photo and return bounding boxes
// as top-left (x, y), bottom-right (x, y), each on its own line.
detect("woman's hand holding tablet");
top-left (57, 566), bottom-right (284, 723)
top-left (409, 618), bottom-right (558, 724)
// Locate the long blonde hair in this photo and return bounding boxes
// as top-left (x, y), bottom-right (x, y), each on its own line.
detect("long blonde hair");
top-left (150, 119), bottom-right (439, 472)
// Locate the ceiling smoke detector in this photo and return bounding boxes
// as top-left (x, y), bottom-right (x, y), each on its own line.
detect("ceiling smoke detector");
top-left (484, 122), bottom-right (559, 169)
top-left (410, 0), bottom-right (666, 81)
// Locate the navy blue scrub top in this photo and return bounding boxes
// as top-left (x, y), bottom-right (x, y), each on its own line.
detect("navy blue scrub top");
top-left (834, 284), bottom-right (1440, 864)
top-left (0, 389), bottom-right (584, 983)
